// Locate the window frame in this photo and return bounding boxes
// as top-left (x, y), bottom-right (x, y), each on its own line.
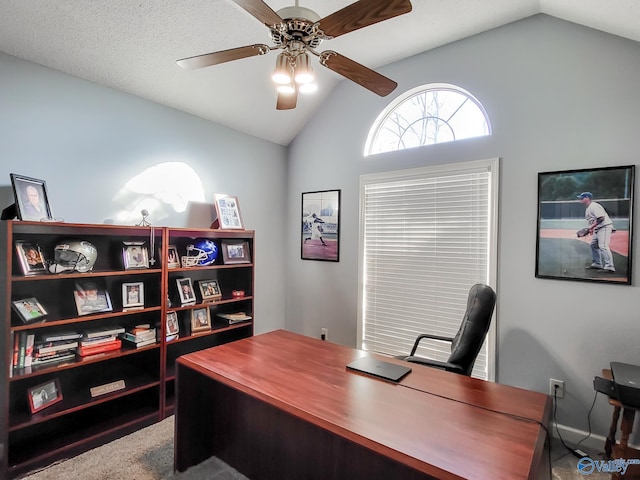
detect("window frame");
top-left (364, 83), bottom-right (492, 156)
top-left (357, 158), bottom-right (499, 381)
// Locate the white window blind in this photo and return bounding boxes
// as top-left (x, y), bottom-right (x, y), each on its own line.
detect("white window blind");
top-left (358, 159), bottom-right (498, 380)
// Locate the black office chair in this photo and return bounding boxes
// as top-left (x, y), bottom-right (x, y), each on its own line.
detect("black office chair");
top-left (396, 283), bottom-right (496, 376)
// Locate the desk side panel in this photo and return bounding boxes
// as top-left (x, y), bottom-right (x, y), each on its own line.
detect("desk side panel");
top-left (175, 364), bottom-right (438, 480)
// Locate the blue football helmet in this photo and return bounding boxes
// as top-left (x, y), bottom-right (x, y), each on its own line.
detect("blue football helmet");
top-left (182, 238), bottom-right (218, 267)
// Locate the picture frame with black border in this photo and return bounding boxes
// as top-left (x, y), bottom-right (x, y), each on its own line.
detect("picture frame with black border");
top-left (167, 245), bottom-right (181, 269)
top-left (28, 378), bottom-right (63, 414)
top-left (536, 165), bottom-right (634, 284)
top-left (198, 279), bottom-right (222, 303)
top-left (190, 307), bottom-right (212, 334)
top-left (122, 241), bottom-right (149, 270)
top-left (12, 297), bottom-right (48, 324)
top-left (73, 281), bottom-right (113, 316)
top-left (176, 277), bottom-right (196, 305)
top-left (221, 240), bottom-right (251, 264)
top-left (213, 193), bottom-right (244, 230)
top-left (166, 311), bottom-right (180, 339)
top-left (10, 173), bottom-right (54, 222)
top-left (122, 282), bottom-right (144, 311)
top-left (301, 189), bottom-right (341, 262)
top-left (14, 241), bottom-right (47, 276)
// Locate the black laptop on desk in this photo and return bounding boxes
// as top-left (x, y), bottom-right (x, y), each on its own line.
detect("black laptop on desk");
top-left (346, 356), bottom-right (412, 382)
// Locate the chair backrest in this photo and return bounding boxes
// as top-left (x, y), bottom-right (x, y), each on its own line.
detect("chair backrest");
top-left (447, 283), bottom-right (496, 376)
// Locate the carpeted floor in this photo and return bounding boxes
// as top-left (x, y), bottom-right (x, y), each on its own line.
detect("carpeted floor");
top-left (18, 416), bottom-right (611, 480)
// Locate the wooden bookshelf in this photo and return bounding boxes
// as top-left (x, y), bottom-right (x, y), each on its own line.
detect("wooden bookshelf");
top-left (0, 221), bottom-right (254, 479)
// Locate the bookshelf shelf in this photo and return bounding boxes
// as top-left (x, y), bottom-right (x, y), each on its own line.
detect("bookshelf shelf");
top-left (1, 221), bottom-right (255, 479)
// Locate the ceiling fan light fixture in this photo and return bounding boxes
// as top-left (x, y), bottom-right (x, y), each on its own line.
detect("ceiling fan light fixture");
top-left (272, 53), bottom-right (292, 85)
top-left (277, 83), bottom-right (296, 95)
top-left (294, 53), bottom-right (314, 84)
top-left (299, 82), bottom-right (318, 94)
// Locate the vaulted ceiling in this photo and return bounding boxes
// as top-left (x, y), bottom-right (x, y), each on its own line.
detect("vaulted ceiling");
top-left (1, 1), bottom-right (639, 145)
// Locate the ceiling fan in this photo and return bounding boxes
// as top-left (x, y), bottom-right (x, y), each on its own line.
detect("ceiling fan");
top-left (176, 0), bottom-right (413, 110)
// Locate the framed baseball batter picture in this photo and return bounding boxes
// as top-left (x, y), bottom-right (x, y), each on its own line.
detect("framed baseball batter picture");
top-left (301, 189), bottom-right (341, 262)
top-left (535, 165), bottom-right (634, 285)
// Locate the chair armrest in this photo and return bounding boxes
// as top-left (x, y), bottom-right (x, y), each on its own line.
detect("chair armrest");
top-left (404, 356), bottom-right (465, 374)
top-left (409, 333), bottom-right (454, 355)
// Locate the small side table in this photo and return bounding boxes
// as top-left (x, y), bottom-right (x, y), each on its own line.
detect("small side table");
top-left (603, 369), bottom-right (640, 479)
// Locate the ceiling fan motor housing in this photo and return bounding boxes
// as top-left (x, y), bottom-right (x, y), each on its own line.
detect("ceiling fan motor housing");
top-left (272, 6), bottom-right (323, 50)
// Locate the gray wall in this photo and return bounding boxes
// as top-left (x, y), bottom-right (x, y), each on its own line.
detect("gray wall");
top-left (0, 51), bottom-right (288, 335)
top-left (286, 14), bottom-right (640, 440)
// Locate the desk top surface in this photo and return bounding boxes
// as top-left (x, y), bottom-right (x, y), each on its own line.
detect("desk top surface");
top-left (178, 329), bottom-right (551, 480)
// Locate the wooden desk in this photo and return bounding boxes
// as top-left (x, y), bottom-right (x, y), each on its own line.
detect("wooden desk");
top-left (174, 330), bottom-right (551, 480)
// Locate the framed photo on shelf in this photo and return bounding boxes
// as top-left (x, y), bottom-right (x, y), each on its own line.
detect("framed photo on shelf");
top-left (14, 241), bottom-right (47, 275)
top-left (176, 278), bottom-right (196, 305)
top-left (122, 282), bottom-right (144, 311)
top-left (167, 245), bottom-right (181, 269)
top-left (301, 189), bottom-right (341, 262)
top-left (198, 279), bottom-right (222, 303)
top-left (10, 173), bottom-right (54, 222)
top-left (28, 378), bottom-right (63, 413)
top-left (122, 242), bottom-right (149, 270)
top-left (213, 193), bottom-right (244, 230)
top-left (190, 307), bottom-right (212, 334)
top-left (166, 311), bottom-right (180, 338)
top-left (221, 240), bottom-right (251, 264)
top-left (536, 165), bottom-right (634, 284)
top-left (11, 297), bottom-right (47, 324)
top-left (73, 281), bottom-right (113, 316)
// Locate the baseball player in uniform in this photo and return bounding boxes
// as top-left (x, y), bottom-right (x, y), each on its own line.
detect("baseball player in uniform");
top-left (577, 192), bottom-right (615, 272)
top-left (304, 213), bottom-right (327, 246)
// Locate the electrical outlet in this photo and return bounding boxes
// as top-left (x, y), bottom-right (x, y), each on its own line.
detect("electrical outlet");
top-left (550, 378), bottom-right (565, 398)
top-left (321, 328), bottom-right (328, 341)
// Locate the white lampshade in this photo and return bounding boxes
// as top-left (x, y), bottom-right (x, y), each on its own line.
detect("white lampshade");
top-left (299, 82), bottom-right (318, 94)
top-left (272, 53), bottom-right (292, 85)
top-left (277, 83), bottom-right (296, 94)
top-left (294, 53), bottom-right (314, 84)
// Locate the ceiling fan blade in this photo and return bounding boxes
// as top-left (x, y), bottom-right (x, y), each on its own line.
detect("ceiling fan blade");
top-left (319, 51), bottom-right (397, 97)
top-left (319, 0), bottom-right (412, 38)
top-left (176, 44), bottom-right (270, 70)
top-left (276, 89), bottom-right (298, 110)
top-left (231, 0), bottom-right (283, 27)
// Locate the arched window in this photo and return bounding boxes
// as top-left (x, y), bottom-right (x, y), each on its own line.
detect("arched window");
top-left (364, 84), bottom-right (491, 156)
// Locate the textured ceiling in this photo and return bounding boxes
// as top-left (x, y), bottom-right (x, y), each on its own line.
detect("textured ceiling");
top-left (1, 0), bottom-right (639, 145)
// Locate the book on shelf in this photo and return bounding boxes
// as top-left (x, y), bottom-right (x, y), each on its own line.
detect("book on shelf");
top-left (119, 328), bottom-right (156, 344)
top-left (80, 335), bottom-right (119, 347)
top-left (17, 331), bottom-right (27, 368)
top-left (216, 312), bottom-right (252, 324)
top-left (24, 333), bottom-right (35, 368)
top-left (77, 338), bottom-right (122, 357)
top-left (41, 331), bottom-right (83, 342)
top-left (35, 340), bottom-right (79, 355)
top-left (122, 337), bottom-right (156, 349)
top-left (83, 326), bottom-right (125, 339)
top-left (32, 351), bottom-right (76, 366)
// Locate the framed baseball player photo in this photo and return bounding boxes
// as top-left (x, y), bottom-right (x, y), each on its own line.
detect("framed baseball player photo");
top-left (535, 165), bottom-right (634, 285)
top-left (301, 189), bottom-right (341, 262)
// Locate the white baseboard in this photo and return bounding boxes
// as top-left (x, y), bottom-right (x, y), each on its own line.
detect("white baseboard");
top-left (552, 423), bottom-right (640, 453)
top-left (551, 423), bottom-right (608, 452)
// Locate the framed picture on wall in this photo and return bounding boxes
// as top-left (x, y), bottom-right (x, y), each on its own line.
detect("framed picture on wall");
top-left (301, 190), bottom-right (340, 262)
top-left (535, 165), bottom-right (634, 284)
top-left (10, 174), bottom-right (54, 222)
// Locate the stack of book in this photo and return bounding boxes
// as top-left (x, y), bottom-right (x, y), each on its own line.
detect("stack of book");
top-left (31, 331), bottom-right (83, 366)
top-left (119, 325), bottom-right (156, 348)
top-left (77, 326), bottom-right (125, 357)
